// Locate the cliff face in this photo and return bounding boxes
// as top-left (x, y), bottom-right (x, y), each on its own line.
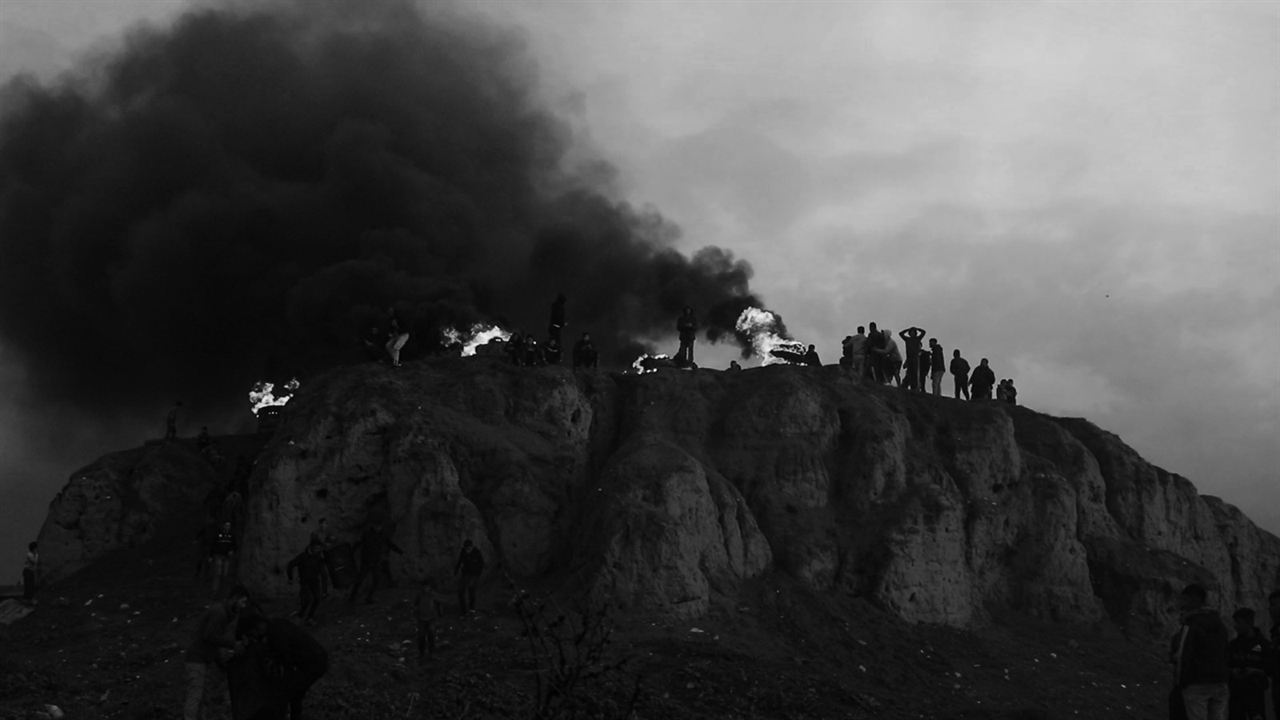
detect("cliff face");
top-left (43, 359), bottom-right (1280, 629)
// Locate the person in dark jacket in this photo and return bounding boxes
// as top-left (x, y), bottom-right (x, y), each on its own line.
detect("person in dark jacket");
top-left (1172, 583), bottom-right (1230, 720)
top-left (865, 322), bottom-right (884, 382)
top-left (916, 346), bottom-right (931, 391)
top-left (1226, 607), bottom-right (1270, 720)
top-left (572, 332), bottom-right (598, 368)
top-left (928, 339), bottom-right (946, 396)
top-left (950, 350), bottom-right (971, 400)
top-left (803, 345), bottom-right (821, 367)
top-left (676, 307), bottom-right (698, 368)
top-left (970, 359), bottom-right (996, 401)
top-left (454, 539), bottom-right (485, 615)
top-left (286, 543), bottom-right (330, 626)
top-left (347, 524), bottom-right (403, 604)
top-left (506, 332), bottom-right (525, 366)
top-left (184, 586), bottom-right (251, 720)
top-left (239, 615), bottom-right (328, 720)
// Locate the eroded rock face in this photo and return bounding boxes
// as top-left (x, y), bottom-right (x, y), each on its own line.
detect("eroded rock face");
top-left (37, 443), bottom-right (219, 581)
top-left (43, 358), bottom-right (1280, 630)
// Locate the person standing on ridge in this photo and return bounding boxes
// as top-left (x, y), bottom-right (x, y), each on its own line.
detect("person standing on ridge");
top-left (882, 330), bottom-right (903, 386)
top-left (548, 293), bottom-right (566, 347)
top-left (917, 346), bottom-right (931, 392)
top-left (166, 401), bottom-right (183, 440)
top-left (676, 307), bottom-right (698, 368)
top-left (21, 541), bottom-right (38, 606)
top-left (803, 344), bottom-right (821, 367)
top-left (865, 322), bottom-right (884, 382)
top-left (898, 327), bottom-right (926, 391)
top-left (454, 539), bottom-right (485, 615)
top-left (385, 307), bottom-right (409, 368)
top-left (1171, 583), bottom-right (1230, 720)
top-left (929, 339), bottom-right (946, 396)
top-left (1226, 607), bottom-right (1270, 720)
top-left (573, 332), bottom-right (598, 368)
top-left (848, 327), bottom-right (868, 380)
top-left (970, 358), bottom-right (996, 400)
top-left (950, 349), bottom-right (971, 400)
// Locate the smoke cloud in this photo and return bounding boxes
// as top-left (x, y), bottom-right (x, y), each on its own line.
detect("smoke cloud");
top-left (0, 0), bottom-right (764, 420)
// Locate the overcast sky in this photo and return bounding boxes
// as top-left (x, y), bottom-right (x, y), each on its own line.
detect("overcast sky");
top-left (1, 0), bottom-right (1277, 581)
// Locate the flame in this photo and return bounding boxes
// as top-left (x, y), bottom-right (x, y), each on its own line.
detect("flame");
top-left (440, 323), bottom-right (512, 356)
top-left (631, 353), bottom-right (670, 374)
top-left (734, 307), bottom-right (805, 365)
top-left (249, 377), bottom-right (300, 415)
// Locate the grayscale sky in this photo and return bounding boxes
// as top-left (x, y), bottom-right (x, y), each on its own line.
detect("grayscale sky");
top-left (1, 0), bottom-right (1277, 582)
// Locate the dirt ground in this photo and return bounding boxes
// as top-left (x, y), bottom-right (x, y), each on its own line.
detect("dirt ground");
top-left (0, 517), bottom-right (1189, 720)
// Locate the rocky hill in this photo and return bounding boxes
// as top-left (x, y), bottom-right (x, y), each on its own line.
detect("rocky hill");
top-left (38, 358), bottom-right (1280, 634)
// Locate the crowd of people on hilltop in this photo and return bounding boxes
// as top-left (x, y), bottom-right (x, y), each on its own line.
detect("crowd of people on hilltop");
top-left (838, 323), bottom-right (1016, 404)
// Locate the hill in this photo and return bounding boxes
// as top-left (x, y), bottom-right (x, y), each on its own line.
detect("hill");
top-left (4, 356), bottom-right (1278, 718)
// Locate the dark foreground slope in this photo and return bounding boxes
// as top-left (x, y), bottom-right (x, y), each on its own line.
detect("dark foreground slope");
top-left (1, 524), bottom-right (1174, 720)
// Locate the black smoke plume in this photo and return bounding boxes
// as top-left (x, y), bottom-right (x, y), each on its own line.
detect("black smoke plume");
top-left (0, 0), bottom-right (763, 420)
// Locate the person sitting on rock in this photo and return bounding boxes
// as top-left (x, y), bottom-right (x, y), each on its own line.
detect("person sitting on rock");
top-left (803, 344), bottom-right (821, 367)
top-left (454, 539), bottom-right (485, 615)
top-left (970, 359), bottom-right (996, 400)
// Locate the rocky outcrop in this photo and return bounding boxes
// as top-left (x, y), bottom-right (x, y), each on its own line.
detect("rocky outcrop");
top-left (36, 442), bottom-right (221, 582)
top-left (43, 358), bottom-right (1280, 629)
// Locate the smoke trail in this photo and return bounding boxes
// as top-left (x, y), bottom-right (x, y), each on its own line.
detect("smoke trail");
top-left (0, 0), bottom-right (765, 420)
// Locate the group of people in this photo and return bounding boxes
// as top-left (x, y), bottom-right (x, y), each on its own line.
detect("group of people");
top-left (838, 323), bottom-right (1016, 403)
top-left (1170, 584), bottom-right (1280, 720)
top-left (505, 294), bottom-right (600, 369)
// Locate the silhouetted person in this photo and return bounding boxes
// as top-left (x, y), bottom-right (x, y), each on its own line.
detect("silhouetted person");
top-left (544, 338), bottom-right (562, 365)
top-left (1268, 590), bottom-right (1280, 717)
top-left (882, 331), bottom-right (903, 386)
top-left (362, 323), bottom-right (384, 362)
top-left (728, 360), bottom-right (742, 371)
top-left (166, 401), bottom-right (183, 440)
top-left (1171, 583), bottom-right (1230, 720)
top-left (1004, 379), bottom-right (1018, 406)
top-left (970, 359), bottom-right (996, 400)
top-left (348, 523), bottom-right (403, 604)
top-left (845, 327), bottom-right (867, 379)
top-left (523, 336), bottom-right (542, 366)
top-left (950, 350), bottom-right (970, 400)
top-left (804, 344), bottom-right (821, 367)
top-left (22, 541), bottom-right (38, 605)
top-left (929, 339), bottom-right (945, 396)
top-left (899, 327), bottom-right (926, 391)
top-left (286, 542), bottom-right (330, 626)
top-left (455, 539), bottom-right (485, 615)
top-left (209, 521), bottom-right (237, 595)
top-left (385, 307), bottom-right (409, 368)
top-left (866, 322), bottom-right (884, 382)
top-left (917, 346), bottom-right (930, 392)
top-left (548, 293), bottom-right (566, 346)
top-left (506, 332), bottom-right (524, 366)
top-left (414, 577), bottom-right (446, 660)
top-left (184, 585), bottom-right (250, 720)
top-left (1226, 607), bottom-right (1269, 720)
top-left (572, 333), bottom-right (598, 368)
top-left (240, 615), bottom-right (328, 720)
top-left (676, 307), bottom-right (698, 368)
